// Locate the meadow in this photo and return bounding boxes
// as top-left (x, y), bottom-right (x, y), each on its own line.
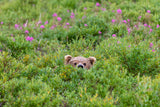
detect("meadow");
top-left (0, 0), bottom-right (160, 106)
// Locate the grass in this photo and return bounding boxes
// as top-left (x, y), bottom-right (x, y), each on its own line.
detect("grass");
top-left (0, 0), bottom-right (160, 106)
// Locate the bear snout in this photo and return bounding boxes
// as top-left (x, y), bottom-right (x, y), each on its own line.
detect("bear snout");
top-left (77, 64), bottom-right (84, 68)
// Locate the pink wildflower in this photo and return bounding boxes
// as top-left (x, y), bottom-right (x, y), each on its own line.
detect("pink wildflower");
top-left (30, 37), bottom-right (34, 41)
top-left (50, 25), bottom-right (56, 29)
top-left (157, 24), bottom-right (159, 28)
top-left (44, 21), bottom-right (48, 25)
top-left (50, 26), bottom-right (55, 29)
top-left (40, 25), bottom-right (45, 29)
top-left (70, 12), bottom-right (75, 19)
top-left (147, 10), bottom-right (151, 13)
top-left (11, 34), bottom-right (13, 36)
top-left (149, 43), bottom-right (153, 47)
top-left (1, 22), bottom-right (3, 24)
top-left (138, 16), bottom-right (142, 19)
top-left (23, 23), bottom-right (27, 27)
top-left (26, 36), bottom-right (30, 41)
top-left (152, 49), bottom-right (155, 52)
top-left (63, 26), bottom-right (67, 28)
top-left (98, 31), bottom-right (102, 34)
top-left (148, 25), bottom-right (151, 28)
top-left (0, 50), bottom-right (2, 52)
top-left (25, 30), bottom-right (29, 34)
top-left (144, 24), bottom-right (147, 27)
top-left (127, 28), bottom-right (131, 34)
top-left (150, 29), bottom-right (152, 32)
top-left (15, 24), bottom-right (19, 29)
top-left (71, 12), bottom-right (75, 16)
top-left (112, 19), bottom-right (116, 23)
top-left (127, 19), bottom-right (130, 22)
top-left (13, 38), bottom-right (15, 42)
top-left (134, 25), bottom-right (137, 28)
top-left (84, 24), bottom-right (88, 26)
top-left (84, 7), bottom-right (87, 10)
top-left (26, 36), bottom-right (34, 41)
top-left (67, 10), bottom-right (70, 12)
top-left (52, 13), bottom-right (57, 17)
top-left (117, 41), bottom-right (121, 44)
top-left (149, 29), bottom-right (152, 33)
top-left (128, 45), bottom-right (131, 48)
top-left (96, 2), bottom-right (101, 7)
top-left (117, 9), bottom-right (122, 14)
top-left (112, 34), bottom-right (116, 37)
top-left (123, 20), bottom-right (127, 23)
top-left (101, 8), bottom-right (106, 11)
top-left (23, 21), bottom-right (28, 27)
top-left (38, 21), bottom-right (42, 24)
top-left (70, 15), bottom-right (74, 19)
top-left (66, 23), bottom-right (70, 26)
top-left (57, 17), bottom-right (62, 21)
top-left (20, 27), bottom-right (23, 30)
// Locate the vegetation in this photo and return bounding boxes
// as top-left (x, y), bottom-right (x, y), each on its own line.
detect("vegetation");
top-left (0, 0), bottom-right (160, 106)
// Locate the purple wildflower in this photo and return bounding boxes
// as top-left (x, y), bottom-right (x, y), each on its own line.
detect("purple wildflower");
top-left (147, 10), bottom-right (151, 13)
top-left (144, 24), bottom-right (147, 27)
top-left (52, 13), bottom-right (57, 17)
top-left (138, 16), bottom-right (142, 19)
top-left (44, 21), bottom-right (48, 25)
top-left (84, 24), bottom-right (88, 26)
top-left (152, 49), bottom-right (155, 52)
top-left (98, 31), bottom-right (102, 34)
top-left (123, 20), bottom-right (127, 23)
top-left (15, 24), bottom-right (19, 29)
top-left (40, 25), bottom-right (45, 29)
top-left (150, 43), bottom-right (153, 47)
top-left (96, 2), bottom-right (101, 7)
top-left (117, 9), bottom-right (122, 14)
top-left (112, 34), bottom-right (116, 37)
top-left (26, 36), bottom-right (34, 41)
top-left (66, 23), bottom-right (70, 26)
top-left (57, 17), bottom-right (62, 21)
top-left (25, 30), bottom-right (29, 34)
top-left (112, 19), bottom-right (116, 23)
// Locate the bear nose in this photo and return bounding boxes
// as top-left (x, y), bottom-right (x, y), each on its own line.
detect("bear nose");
top-left (78, 64), bottom-right (84, 68)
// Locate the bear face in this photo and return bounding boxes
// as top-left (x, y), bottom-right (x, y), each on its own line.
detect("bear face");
top-left (65, 55), bottom-right (96, 69)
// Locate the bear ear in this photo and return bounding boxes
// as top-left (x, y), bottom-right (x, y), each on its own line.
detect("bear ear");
top-left (65, 55), bottom-right (72, 64)
top-left (88, 57), bottom-right (96, 65)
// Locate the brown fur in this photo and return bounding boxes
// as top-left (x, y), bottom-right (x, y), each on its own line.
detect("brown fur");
top-left (65, 55), bottom-right (96, 69)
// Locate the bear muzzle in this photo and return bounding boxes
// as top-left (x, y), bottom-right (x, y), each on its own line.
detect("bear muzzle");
top-left (77, 64), bottom-right (84, 68)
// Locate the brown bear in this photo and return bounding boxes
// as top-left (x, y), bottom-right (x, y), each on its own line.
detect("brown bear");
top-left (65, 55), bottom-right (96, 69)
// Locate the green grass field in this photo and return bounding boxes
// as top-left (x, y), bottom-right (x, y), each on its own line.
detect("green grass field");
top-left (0, 0), bottom-right (160, 106)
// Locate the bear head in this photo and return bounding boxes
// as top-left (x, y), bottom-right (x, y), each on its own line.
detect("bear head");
top-left (64, 55), bottom-right (96, 69)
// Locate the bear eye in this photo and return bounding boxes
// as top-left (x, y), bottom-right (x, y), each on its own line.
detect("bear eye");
top-left (74, 63), bottom-right (77, 65)
top-left (83, 63), bottom-right (86, 66)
